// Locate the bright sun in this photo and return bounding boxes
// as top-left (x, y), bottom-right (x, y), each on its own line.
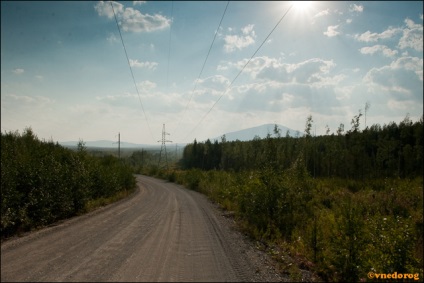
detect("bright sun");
top-left (292, 1), bottom-right (312, 12)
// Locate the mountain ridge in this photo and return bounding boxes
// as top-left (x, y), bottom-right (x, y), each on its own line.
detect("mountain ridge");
top-left (208, 123), bottom-right (302, 142)
top-left (59, 124), bottom-right (302, 148)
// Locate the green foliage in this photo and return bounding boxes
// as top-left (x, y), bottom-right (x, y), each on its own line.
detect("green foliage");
top-left (168, 169), bottom-right (423, 282)
top-left (1, 128), bottom-right (136, 239)
top-left (180, 115), bottom-right (423, 179)
top-left (139, 114), bottom-right (423, 281)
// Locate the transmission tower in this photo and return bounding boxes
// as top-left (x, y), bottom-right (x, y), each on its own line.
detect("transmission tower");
top-left (113, 132), bottom-right (121, 158)
top-left (158, 124), bottom-right (172, 169)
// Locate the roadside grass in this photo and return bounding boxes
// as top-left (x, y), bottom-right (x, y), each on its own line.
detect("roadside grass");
top-left (82, 187), bottom-right (136, 214)
top-left (146, 167), bottom-right (423, 282)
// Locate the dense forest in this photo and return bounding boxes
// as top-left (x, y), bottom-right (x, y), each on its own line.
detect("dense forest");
top-left (181, 114), bottom-right (423, 179)
top-left (1, 128), bottom-right (136, 239)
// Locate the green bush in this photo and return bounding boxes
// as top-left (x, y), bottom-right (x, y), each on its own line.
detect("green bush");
top-left (1, 128), bottom-right (136, 239)
top-left (170, 167), bottom-right (423, 282)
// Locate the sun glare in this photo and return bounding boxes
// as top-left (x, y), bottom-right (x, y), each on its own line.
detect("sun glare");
top-left (292, 1), bottom-right (312, 12)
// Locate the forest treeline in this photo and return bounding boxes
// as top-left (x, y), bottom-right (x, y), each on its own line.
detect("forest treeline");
top-left (181, 114), bottom-right (423, 179)
top-left (1, 128), bottom-right (136, 239)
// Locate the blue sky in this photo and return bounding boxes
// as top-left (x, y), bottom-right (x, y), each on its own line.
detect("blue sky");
top-left (1, 1), bottom-right (423, 144)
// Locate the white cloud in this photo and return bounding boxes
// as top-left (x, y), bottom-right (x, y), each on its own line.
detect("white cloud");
top-left (364, 56), bottom-right (423, 102)
top-left (133, 1), bottom-right (146, 5)
top-left (287, 58), bottom-right (337, 84)
top-left (355, 27), bottom-right (401, 42)
top-left (95, 1), bottom-right (170, 33)
top-left (349, 4), bottom-right (364, 13)
top-left (387, 99), bottom-right (416, 111)
top-left (137, 80), bottom-right (157, 92)
top-left (359, 45), bottom-right (398, 57)
top-left (355, 28), bottom-right (401, 42)
top-left (5, 94), bottom-right (52, 105)
top-left (313, 9), bottom-right (330, 18)
top-left (398, 18), bottom-right (423, 51)
top-left (220, 56), bottom-right (284, 80)
top-left (241, 24), bottom-right (255, 36)
top-left (223, 24), bottom-right (256, 53)
top-left (391, 56), bottom-right (423, 81)
top-left (323, 25), bottom-right (340, 37)
top-left (94, 1), bottom-right (123, 19)
top-left (221, 56), bottom-right (340, 88)
top-left (129, 59), bottom-right (158, 70)
top-left (12, 68), bottom-right (24, 75)
top-left (346, 19), bottom-right (352, 24)
top-left (197, 75), bottom-right (230, 91)
top-left (107, 33), bottom-right (118, 43)
top-left (96, 92), bottom-right (135, 102)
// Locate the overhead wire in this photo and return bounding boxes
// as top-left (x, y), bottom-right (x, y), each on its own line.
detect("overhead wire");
top-left (166, 1), bottom-right (174, 90)
top-left (182, 3), bottom-right (294, 142)
top-left (173, 1), bottom-right (230, 139)
top-left (109, 1), bottom-right (154, 141)
top-left (163, 1), bottom-right (175, 130)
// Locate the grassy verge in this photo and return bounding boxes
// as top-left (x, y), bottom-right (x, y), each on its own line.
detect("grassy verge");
top-left (145, 167), bottom-right (423, 282)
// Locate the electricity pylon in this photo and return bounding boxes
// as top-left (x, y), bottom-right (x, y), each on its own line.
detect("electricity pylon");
top-left (158, 124), bottom-right (172, 169)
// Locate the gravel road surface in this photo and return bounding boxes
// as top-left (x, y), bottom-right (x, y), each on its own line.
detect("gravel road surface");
top-left (1, 175), bottom-right (289, 282)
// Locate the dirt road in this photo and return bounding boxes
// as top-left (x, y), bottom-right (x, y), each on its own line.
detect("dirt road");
top-left (1, 175), bottom-right (286, 282)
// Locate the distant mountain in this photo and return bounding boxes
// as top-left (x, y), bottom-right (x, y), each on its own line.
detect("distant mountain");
top-left (59, 124), bottom-right (301, 148)
top-left (210, 124), bottom-right (303, 142)
top-left (59, 140), bottom-right (160, 149)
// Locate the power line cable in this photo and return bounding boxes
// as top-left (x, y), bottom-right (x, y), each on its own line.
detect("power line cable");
top-left (183, 3), bottom-right (294, 142)
top-left (174, 1), bottom-right (230, 138)
top-left (166, 1), bottom-right (174, 90)
top-left (109, 1), bottom-right (154, 140)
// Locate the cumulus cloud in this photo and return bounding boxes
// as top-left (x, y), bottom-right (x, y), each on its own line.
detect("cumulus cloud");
top-left (391, 56), bottom-right (423, 81)
top-left (137, 80), bottom-right (157, 92)
top-left (223, 24), bottom-right (256, 53)
top-left (96, 92), bottom-right (135, 102)
top-left (323, 25), bottom-right (340, 37)
top-left (12, 68), bottom-right (24, 75)
top-left (95, 1), bottom-right (170, 33)
top-left (355, 18), bottom-right (422, 52)
top-left (220, 56), bottom-right (340, 88)
top-left (133, 1), bottom-right (146, 5)
top-left (313, 9), bottom-right (330, 18)
top-left (197, 75), bottom-right (230, 91)
top-left (243, 57), bottom-right (283, 79)
top-left (349, 4), bottom-right (364, 13)
top-left (398, 18), bottom-right (423, 51)
top-left (364, 56), bottom-right (423, 101)
top-left (129, 59), bottom-right (158, 70)
top-left (359, 45), bottom-right (398, 57)
top-left (287, 58), bottom-right (337, 84)
top-left (355, 27), bottom-right (401, 42)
